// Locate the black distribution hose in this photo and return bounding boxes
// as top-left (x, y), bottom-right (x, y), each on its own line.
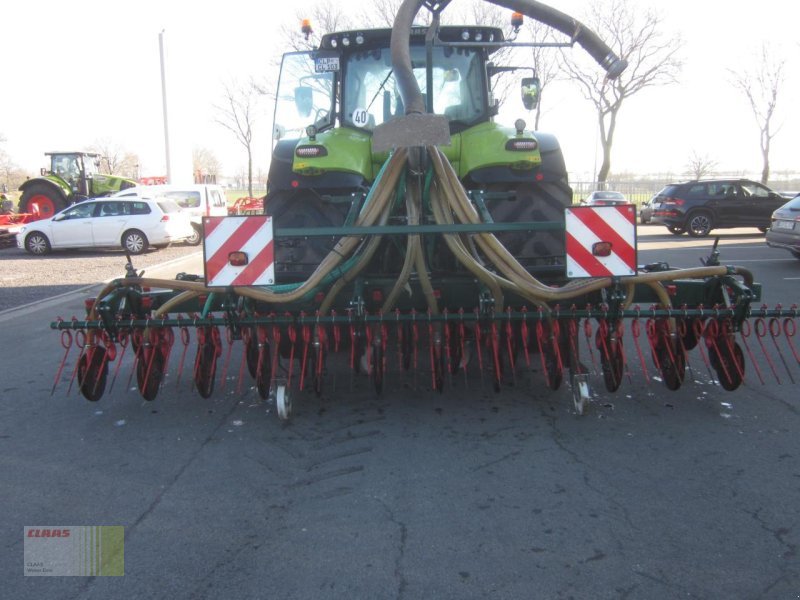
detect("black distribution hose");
top-left (390, 0), bottom-right (428, 115)
top-left (488, 0), bottom-right (628, 79)
top-left (389, 0), bottom-right (628, 117)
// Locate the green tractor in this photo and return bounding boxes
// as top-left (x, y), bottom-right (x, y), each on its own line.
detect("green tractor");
top-left (18, 151), bottom-right (136, 218)
top-left (264, 2), bottom-right (627, 286)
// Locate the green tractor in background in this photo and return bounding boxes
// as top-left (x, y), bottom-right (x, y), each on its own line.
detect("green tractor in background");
top-left (18, 151), bottom-right (136, 218)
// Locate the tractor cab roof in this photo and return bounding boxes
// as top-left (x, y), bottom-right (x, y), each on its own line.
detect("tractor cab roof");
top-left (45, 151), bottom-right (100, 158)
top-left (318, 26), bottom-right (505, 52)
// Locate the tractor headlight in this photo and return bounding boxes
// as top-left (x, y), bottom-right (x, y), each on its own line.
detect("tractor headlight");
top-left (505, 139), bottom-right (538, 151)
top-left (296, 145), bottom-right (328, 158)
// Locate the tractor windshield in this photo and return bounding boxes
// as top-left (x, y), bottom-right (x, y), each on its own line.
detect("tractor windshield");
top-left (82, 156), bottom-right (100, 177)
top-left (273, 52), bottom-right (335, 143)
top-left (51, 155), bottom-right (82, 182)
top-left (343, 45), bottom-right (486, 132)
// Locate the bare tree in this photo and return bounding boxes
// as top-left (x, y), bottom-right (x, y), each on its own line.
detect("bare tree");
top-left (560, 0), bottom-right (682, 185)
top-left (215, 80), bottom-right (259, 197)
top-left (729, 44), bottom-right (786, 185)
top-left (89, 138), bottom-right (139, 179)
top-left (684, 150), bottom-right (717, 180)
top-left (192, 147), bottom-right (222, 182)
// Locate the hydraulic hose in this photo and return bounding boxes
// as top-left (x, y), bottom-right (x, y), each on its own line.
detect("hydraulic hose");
top-left (488, 0), bottom-right (627, 79)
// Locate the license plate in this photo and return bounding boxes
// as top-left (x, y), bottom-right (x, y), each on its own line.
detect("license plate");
top-left (775, 220), bottom-right (796, 230)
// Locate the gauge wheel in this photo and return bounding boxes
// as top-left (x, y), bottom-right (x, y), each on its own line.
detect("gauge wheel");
top-left (686, 212), bottom-right (713, 238)
top-left (78, 347), bottom-right (108, 402)
top-left (122, 229), bottom-right (149, 254)
top-left (275, 384), bottom-right (292, 421)
top-left (667, 226), bottom-right (685, 235)
top-left (570, 373), bottom-right (590, 416)
top-left (25, 232), bottom-right (52, 255)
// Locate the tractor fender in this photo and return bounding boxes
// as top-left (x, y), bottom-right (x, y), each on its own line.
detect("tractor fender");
top-left (462, 131), bottom-right (567, 185)
top-left (19, 176), bottom-right (71, 200)
top-left (267, 139), bottom-right (368, 193)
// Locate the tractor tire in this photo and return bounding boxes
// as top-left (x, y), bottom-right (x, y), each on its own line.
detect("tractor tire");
top-left (686, 212), bottom-right (713, 238)
top-left (20, 183), bottom-right (67, 218)
top-left (122, 229), bottom-right (149, 254)
top-left (482, 179), bottom-right (571, 278)
top-left (265, 189), bottom-right (352, 283)
top-left (25, 232), bottom-right (52, 255)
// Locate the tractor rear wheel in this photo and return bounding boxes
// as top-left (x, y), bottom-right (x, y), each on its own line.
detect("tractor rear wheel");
top-left (20, 183), bottom-right (67, 218)
top-left (266, 189), bottom-right (352, 283)
top-left (481, 180), bottom-right (571, 277)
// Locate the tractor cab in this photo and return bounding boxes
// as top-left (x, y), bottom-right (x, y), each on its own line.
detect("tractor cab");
top-left (47, 152), bottom-right (99, 196)
top-left (272, 26), bottom-right (505, 144)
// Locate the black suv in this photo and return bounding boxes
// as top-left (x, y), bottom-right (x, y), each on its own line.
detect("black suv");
top-left (651, 179), bottom-right (786, 237)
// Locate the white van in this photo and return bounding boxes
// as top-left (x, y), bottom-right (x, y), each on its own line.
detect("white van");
top-left (113, 184), bottom-right (228, 245)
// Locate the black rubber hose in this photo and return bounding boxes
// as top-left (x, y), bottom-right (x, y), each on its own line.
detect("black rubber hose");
top-left (390, 0), bottom-right (427, 115)
top-left (488, 0), bottom-right (628, 79)
top-left (389, 0), bottom-right (628, 117)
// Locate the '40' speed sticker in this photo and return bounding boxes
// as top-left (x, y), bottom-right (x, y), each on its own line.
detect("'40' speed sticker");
top-left (352, 108), bottom-right (370, 127)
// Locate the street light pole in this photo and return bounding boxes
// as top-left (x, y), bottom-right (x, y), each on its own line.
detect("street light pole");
top-left (159, 30), bottom-right (172, 184)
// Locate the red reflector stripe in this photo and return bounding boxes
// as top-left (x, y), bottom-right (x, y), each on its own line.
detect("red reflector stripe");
top-left (569, 207), bottom-right (636, 269)
top-left (231, 240), bottom-right (274, 286)
top-left (566, 232), bottom-right (613, 277)
top-left (205, 218), bottom-right (267, 284)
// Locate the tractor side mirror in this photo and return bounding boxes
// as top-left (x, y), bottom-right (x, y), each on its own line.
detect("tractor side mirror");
top-left (521, 77), bottom-right (540, 110)
top-left (294, 86), bottom-right (313, 118)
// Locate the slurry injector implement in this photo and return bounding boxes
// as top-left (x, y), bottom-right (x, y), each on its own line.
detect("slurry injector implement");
top-left (51, 0), bottom-right (799, 419)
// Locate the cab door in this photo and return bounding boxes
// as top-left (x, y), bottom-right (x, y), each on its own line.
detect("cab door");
top-left (50, 202), bottom-right (98, 247)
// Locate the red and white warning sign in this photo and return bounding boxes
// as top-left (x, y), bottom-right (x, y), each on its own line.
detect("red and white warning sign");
top-left (565, 205), bottom-right (637, 278)
top-left (203, 216), bottom-right (275, 287)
